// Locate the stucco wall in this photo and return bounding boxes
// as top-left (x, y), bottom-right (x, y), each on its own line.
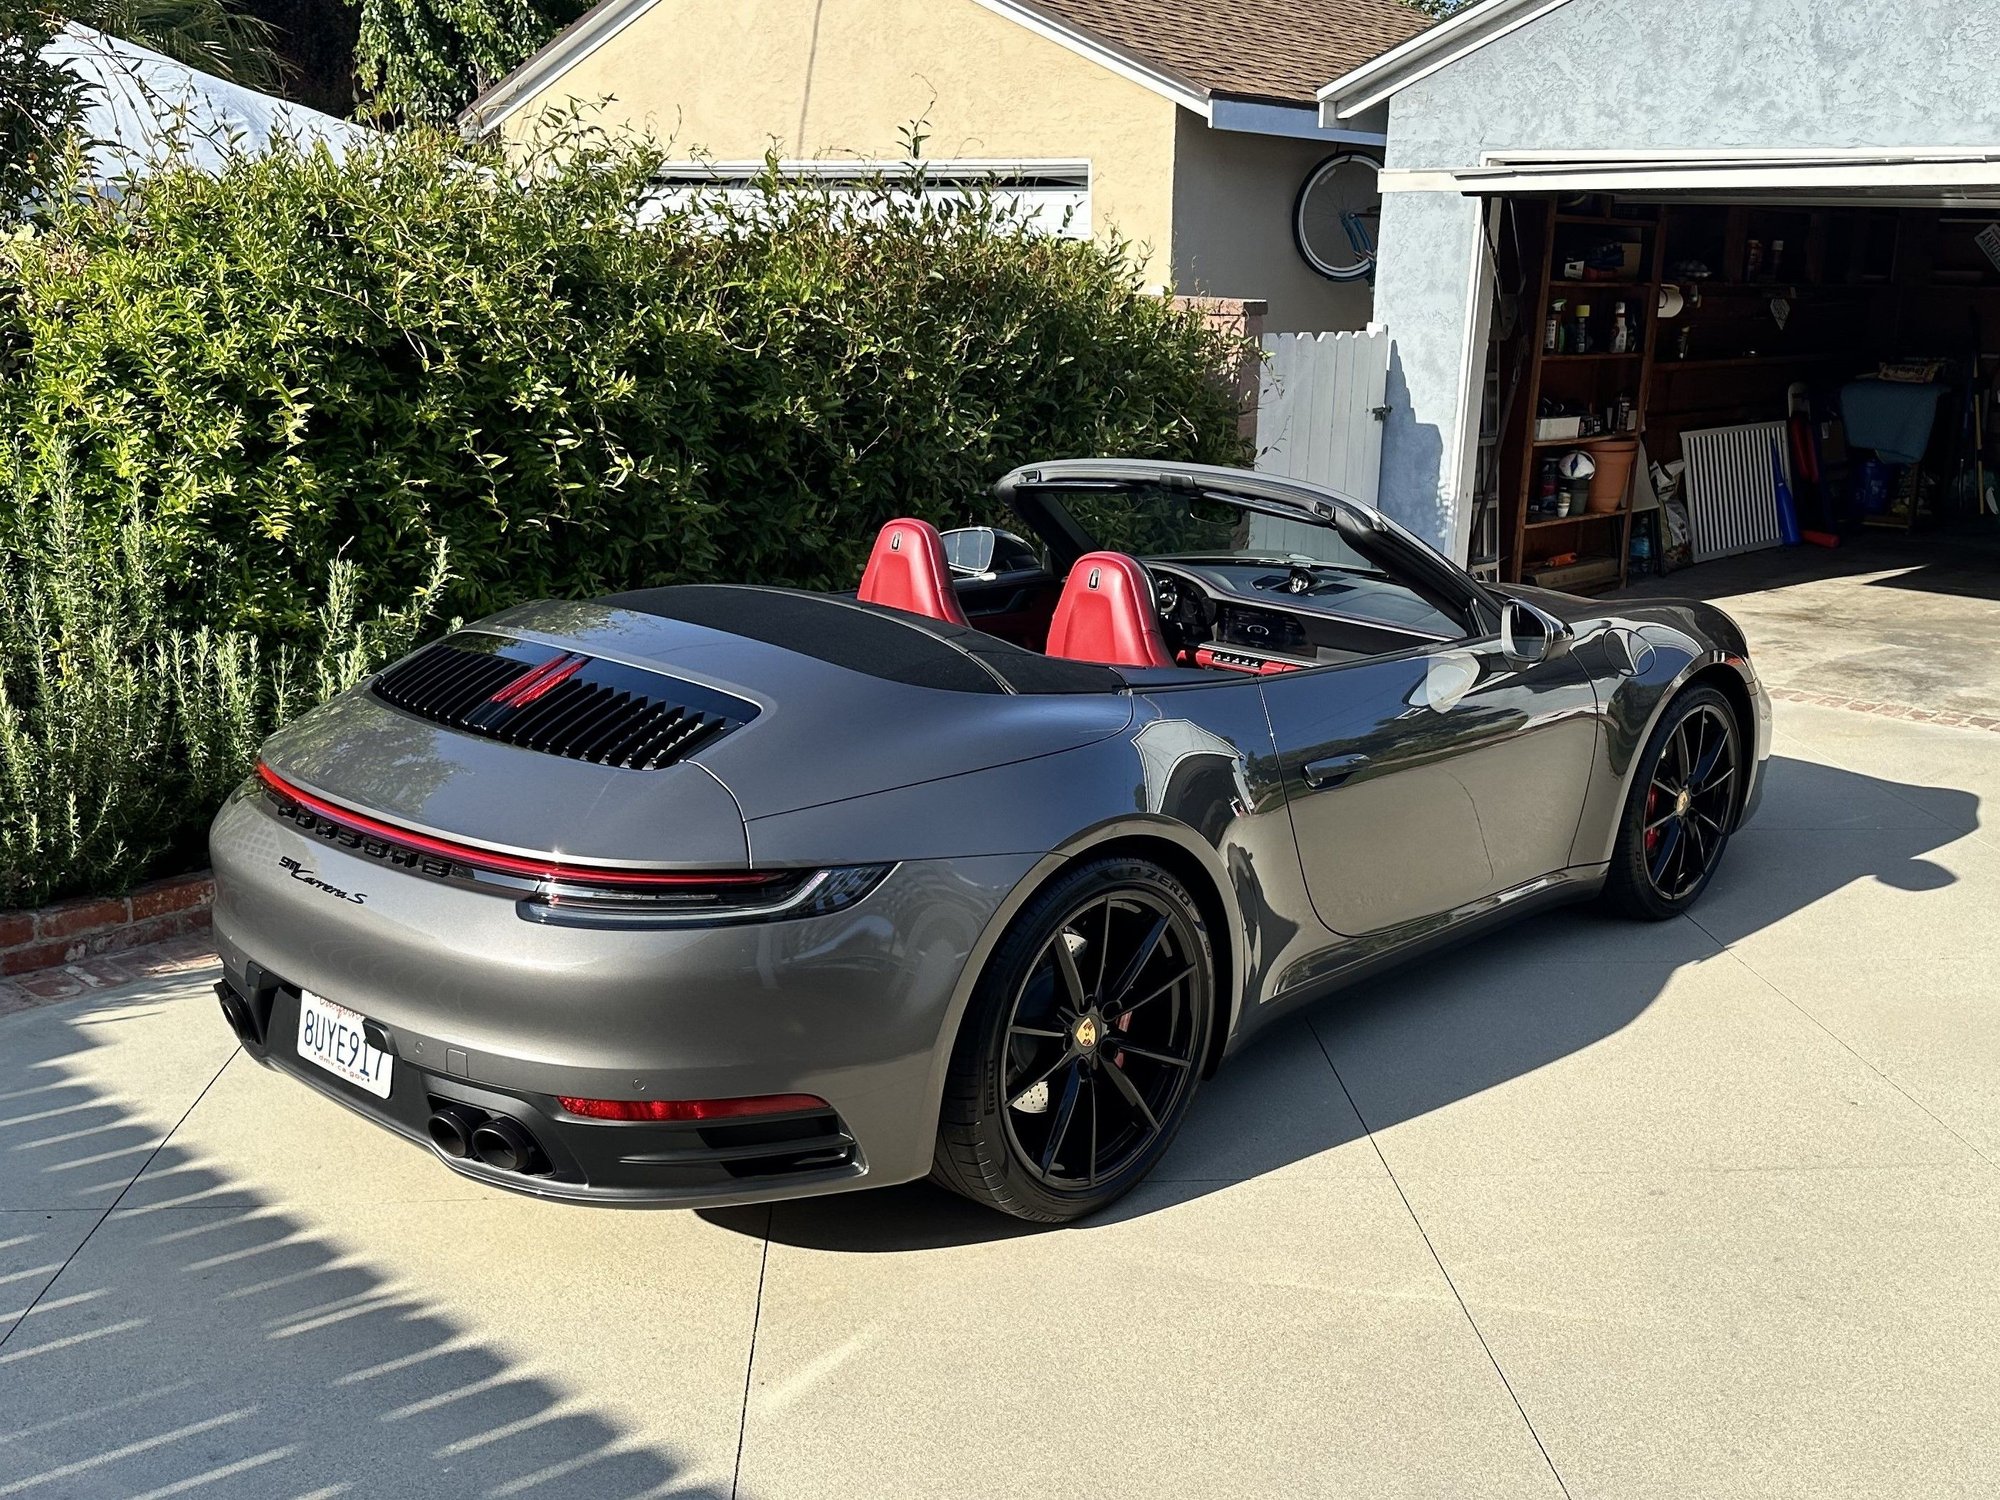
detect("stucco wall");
top-left (1369, 0), bottom-right (2000, 556)
top-left (501, 0), bottom-right (1183, 281)
top-left (1169, 112), bottom-right (1375, 333)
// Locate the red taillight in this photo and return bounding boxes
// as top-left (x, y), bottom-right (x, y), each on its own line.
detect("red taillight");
top-left (255, 762), bottom-right (787, 893)
top-left (488, 653), bottom-right (586, 708)
top-left (556, 1093), bottom-right (831, 1122)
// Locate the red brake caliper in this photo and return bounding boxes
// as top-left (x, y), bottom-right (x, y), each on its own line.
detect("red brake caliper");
top-left (1645, 786), bottom-right (1661, 855)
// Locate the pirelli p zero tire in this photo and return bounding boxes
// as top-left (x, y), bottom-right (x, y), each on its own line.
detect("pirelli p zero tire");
top-left (933, 857), bottom-right (1215, 1223)
top-left (1604, 684), bottom-right (1743, 922)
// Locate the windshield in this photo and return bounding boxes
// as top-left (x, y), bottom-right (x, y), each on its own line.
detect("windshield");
top-left (1040, 485), bottom-right (1374, 573)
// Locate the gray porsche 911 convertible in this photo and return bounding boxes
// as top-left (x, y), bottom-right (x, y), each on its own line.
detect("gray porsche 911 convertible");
top-left (210, 459), bottom-right (1769, 1222)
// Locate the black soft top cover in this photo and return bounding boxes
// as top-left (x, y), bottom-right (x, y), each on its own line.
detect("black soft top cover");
top-left (598, 585), bottom-right (1125, 696)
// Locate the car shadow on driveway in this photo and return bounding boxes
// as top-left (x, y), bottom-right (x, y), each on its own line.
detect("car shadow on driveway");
top-left (717, 753), bottom-right (1980, 1251)
top-left (0, 997), bottom-right (715, 1499)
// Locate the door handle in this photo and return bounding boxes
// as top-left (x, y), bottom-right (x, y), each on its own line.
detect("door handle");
top-left (1302, 753), bottom-right (1368, 789)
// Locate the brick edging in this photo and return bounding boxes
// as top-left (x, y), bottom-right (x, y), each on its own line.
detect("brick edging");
top-left (1767, 685), bottom-right (2000, 734)
top-left (1, 872), bottom-right (214, 977)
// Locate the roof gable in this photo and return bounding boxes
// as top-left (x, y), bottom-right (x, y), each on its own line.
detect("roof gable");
top-left (467, 0), bottom-right (1431, 131)
top-left (1319, 0), bottom-right (1575, 119)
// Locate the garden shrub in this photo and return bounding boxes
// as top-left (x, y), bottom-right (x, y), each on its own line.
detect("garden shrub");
top-left (0, 459), bottom-right (448, 908)
top-left (0, 120), bottom-right (1249, 904)
top-left (1, 121), bottom-right (1249, 641)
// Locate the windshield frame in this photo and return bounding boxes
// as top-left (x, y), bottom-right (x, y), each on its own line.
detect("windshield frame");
top-left (992, 460), bottom-right (1497, 637)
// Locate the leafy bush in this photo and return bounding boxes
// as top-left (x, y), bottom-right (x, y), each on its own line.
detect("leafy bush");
top-left (355, 0), bottom-right (586, 123)
top-left (1, 121), bottom-right (1249, 644)
top-left (0, 120), bottom-right (1248, 904)
top-left (0, 459), bottom-right (447, 908)
top-left (1, 1), bottom-right (90, 209)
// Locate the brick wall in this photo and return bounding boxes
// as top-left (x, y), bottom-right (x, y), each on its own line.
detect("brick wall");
top-left (1173, 295), bottom-right (1267, 442)
top-left (0, 873), bottom-right (214, 977)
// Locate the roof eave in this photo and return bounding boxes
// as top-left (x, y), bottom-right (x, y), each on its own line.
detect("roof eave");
top-left (1316, 0), bottom-right (1577, 123)
top-left (969, 0), bottom-right (1212, 117)
top-left (458, 0), bottom-right (659, 135)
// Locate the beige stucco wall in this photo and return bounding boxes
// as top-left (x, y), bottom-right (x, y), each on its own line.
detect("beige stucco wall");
top-left (502, 0), bottom-right (1183, 279)
top-left (1169, 112), bottom-right (1374, 333)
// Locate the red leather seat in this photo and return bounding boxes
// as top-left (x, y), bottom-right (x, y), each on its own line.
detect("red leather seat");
top-left (1045, 552), bottom-right (1174, 669)
top-left (857, 518), bottom-right (969, 627)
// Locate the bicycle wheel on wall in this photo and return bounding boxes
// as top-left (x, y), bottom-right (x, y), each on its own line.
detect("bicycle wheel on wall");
top-left (1293, 152), bottom-right (1382, 283)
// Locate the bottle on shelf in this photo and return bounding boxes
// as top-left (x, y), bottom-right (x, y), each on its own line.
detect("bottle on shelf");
top-left (1545, 300), bottom-right (1565, 354)
top-left (1611, 302), bottom-right (1630, 354)
top-left (1572, 304), bottom-right (1592, 355)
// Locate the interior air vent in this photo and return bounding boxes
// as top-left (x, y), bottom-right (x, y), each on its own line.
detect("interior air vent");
top-left (371, 634), bottom-right (755, 770)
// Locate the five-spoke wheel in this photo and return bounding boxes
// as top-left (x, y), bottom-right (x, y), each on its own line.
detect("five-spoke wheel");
top-left (934, 858), bottom-right (1214, 1221)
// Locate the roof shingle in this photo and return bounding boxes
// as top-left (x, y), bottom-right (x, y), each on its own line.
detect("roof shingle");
top-left (1023, 0), bottom-right (1433, 106)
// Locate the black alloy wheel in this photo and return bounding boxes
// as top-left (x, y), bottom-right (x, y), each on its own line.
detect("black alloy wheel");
top-left (1642, 702), bottom-right (1738, 901)
top-left (933, 858), bottom-right (1215, 1221)
top-left (1605, 684), bottom-right (1743, 920)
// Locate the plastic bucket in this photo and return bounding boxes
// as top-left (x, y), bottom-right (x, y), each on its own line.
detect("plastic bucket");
top-left (1853, 458), bottom-right (1892, 515)
top-left (1582, 438), bottom-right (1640, 513)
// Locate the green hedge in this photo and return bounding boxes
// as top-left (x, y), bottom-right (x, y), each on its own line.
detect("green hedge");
top-left (0, 122), bottom-right (1249, 906)
top-left (2, 123), bottom-right (1248, 640)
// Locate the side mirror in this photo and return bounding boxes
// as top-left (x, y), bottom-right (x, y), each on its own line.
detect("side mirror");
top-left (1499, 599), bottom-right (1572, 667)
top-left (938, 526), bottom-right (997, 578)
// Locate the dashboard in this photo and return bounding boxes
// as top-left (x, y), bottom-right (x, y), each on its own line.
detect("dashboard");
top-left (1148, 559), bottom-right (1463, 674)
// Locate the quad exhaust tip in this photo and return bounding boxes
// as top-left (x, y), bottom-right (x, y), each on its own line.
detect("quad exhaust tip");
top-left (469, 1114), bottom-right (545, 1175)
top-left (426, 1105), bottom-right (484, 1160)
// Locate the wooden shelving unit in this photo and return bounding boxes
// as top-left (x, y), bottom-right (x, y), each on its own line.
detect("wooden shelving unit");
top-left (1495, 199), bottom-right (1666, 591)
top-left (1489, 196), bottom-right (1999, 586)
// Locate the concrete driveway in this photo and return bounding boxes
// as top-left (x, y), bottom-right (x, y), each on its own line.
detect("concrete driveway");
top-left (2, 700), bottom-right (1996, 1499)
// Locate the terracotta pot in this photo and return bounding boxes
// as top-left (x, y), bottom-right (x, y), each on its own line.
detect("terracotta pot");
top-left (1582, 438), bottom-right (1640, 512)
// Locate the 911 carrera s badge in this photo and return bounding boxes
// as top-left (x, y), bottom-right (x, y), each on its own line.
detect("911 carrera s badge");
top-left (1074, 1016), bottom-right (1100, 1049)
top-left (278, 855), bottom-right (367, 906)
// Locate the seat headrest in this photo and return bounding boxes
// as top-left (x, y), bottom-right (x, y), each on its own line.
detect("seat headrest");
top-left (1045, 552), bottom-right (1173, 669)
top-left (857, 518), bottom-right (970, 627)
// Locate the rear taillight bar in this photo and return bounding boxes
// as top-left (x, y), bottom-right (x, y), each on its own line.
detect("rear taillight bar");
top-left (255, 762), bottom-right (787, 894)
top-left (557, 1093), bottom-right (832, 1123)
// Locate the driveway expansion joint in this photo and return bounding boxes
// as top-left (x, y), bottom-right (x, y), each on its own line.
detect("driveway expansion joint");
top-left (1306, 1015), bottom-right (1575, 1500)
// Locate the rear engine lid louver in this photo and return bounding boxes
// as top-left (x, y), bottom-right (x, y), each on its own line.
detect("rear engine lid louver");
top-left (371, 633), bottom-right (756, 770)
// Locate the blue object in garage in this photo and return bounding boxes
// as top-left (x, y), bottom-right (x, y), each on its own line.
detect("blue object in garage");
top-left (1771, 441), bottom-right (1801, 545)
top-left (1840, 379), bottom-right (1946, 467)
top-left (1853, 458), bottom-right (1894, 515)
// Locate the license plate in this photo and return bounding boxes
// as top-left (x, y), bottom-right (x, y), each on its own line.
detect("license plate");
top-left (296, 990), bottom-right (394, 1099)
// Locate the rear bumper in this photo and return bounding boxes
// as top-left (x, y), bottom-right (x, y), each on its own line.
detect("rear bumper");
top-left (209, 787), bottom-right (1038, 1208)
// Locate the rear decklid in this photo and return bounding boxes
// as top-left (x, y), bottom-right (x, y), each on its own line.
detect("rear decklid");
top-left (258, 587), bottom-right (1134, 863)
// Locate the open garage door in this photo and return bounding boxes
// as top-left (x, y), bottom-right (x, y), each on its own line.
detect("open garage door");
top-left (1461, 161), bottom-right (2000, 720)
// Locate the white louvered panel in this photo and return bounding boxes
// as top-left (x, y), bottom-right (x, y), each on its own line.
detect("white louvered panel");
top-left (1681, 420), bottom-right (1792, 563)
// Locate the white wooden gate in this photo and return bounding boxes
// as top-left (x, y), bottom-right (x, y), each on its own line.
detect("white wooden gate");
top-left (1253, 329), bottom-right (1390, 508)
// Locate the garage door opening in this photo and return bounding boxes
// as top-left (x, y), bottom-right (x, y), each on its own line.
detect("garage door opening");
top-left (1470, 182), bottom-right (2000, 720)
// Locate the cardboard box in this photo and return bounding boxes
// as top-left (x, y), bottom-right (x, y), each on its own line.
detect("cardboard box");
top-left (1535, 416), bottom-right (1585, 441)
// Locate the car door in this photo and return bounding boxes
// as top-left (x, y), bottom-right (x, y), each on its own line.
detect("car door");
top-left (1260, 634), bottom-right (1600, 938)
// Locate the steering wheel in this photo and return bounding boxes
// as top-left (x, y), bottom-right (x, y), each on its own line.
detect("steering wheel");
top-left (1144, 565), bottom-right (1206, 662)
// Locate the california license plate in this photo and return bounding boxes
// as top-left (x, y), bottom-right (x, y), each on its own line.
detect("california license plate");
top-left (296, 990), bottom-right (394, 1099)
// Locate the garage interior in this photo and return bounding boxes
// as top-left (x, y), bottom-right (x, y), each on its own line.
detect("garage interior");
top-left (1473, 181), bottom-right (2000, 612)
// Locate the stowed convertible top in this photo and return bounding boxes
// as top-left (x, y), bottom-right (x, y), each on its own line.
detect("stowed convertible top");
top-left (597, 585), bottom-right (1126, 697)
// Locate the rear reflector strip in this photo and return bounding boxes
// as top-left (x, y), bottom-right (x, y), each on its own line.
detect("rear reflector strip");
top-left (557, 1094), bottom-right (832, 1122)
top-left (255, 763), bottom-right (787, 893)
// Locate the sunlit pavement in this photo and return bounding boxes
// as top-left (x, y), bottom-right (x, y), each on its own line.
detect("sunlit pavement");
top-left (3, 699), bottom-right (1997, 1499)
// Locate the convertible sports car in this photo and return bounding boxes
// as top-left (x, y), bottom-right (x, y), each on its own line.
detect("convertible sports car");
top-left (210, 459), bottom-right (1770, 1221)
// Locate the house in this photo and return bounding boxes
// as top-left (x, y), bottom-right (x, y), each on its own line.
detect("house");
top-left (462, 0), bottom-right (1432, 332)
top-left (1318, 0), bottom-right (2000, 598)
